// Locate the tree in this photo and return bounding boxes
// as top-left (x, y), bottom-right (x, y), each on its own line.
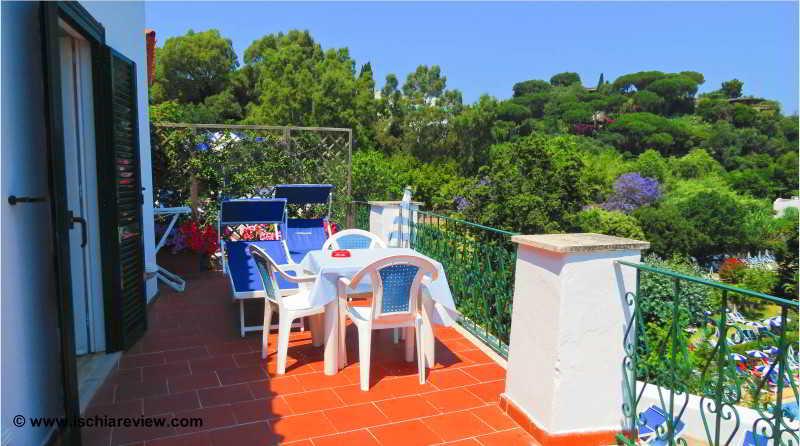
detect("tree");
top-left (634, 205), bottom-right (702, 258)
top-left (673, 149), bottom-right (723, 179)
top-left (549, 72), bottom-right (581, 87)
top-left (152, 29), bottom-right (239, 104)
top-left (772, 208), bottom-right (799, 299)
top-left (381, 74), bottom-right (400, 99)
top-left (731, 103), bottom-right (757, 128)
top-left (242, 30), bottom-right (376, 147)
top-left (512, 79), bottom-right (551, 97)
top-left (668, 182), bottom-right (770, 259)
top-left (645, 74), bottom-right (699, 115)
top-left (451, 95), bottom-right (500, 173)
top-left (720, 79), bottom-right (744, 99)
top-left (465, 133), bottom-right (590, 233)
top-left (496, 101), bottom-right (531, 122)
top-left (605, 112), bottom-right (693, 155)
top-left (632, 90), bottom-right (665, 114)
top-left (611, 71), bottom-right (666, 93)
top-left (696, 98), bottom-right (733, 123)
top-left (351, 150), bottom-right (405, 200)
top-left (631, 149), bottom-right (670, 183)
top-left (402, 65), bottom-right (446, 102)
top-left (602, 173), bottom-right (661, 213)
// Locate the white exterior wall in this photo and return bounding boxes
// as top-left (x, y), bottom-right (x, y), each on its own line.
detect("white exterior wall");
top-left (1, 3), bottom-right (152, 445)
top-left (1, 4), bottom-right (66, 444)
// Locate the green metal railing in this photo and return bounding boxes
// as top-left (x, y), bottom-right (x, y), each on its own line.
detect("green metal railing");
top-left (618, 260), bottom-right (799, 446)
top-left (406, 208), bottom-right (519, 357)
top-left (345, 201), bottom-right (518, 356)
top-left (349, 201), bottom-right (370, 231)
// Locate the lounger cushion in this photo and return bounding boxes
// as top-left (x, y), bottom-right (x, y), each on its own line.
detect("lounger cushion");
top-left (283, 218), bottom-right (327, 263)
top-left (226, 240), bottom-right (297, 297)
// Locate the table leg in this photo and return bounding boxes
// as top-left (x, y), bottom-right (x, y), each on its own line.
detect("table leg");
top-left (323, 299), bottom-right (339, 376)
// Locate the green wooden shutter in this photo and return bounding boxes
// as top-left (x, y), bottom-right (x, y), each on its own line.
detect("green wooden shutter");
top-left (94, 46), bottom-right (147, 351)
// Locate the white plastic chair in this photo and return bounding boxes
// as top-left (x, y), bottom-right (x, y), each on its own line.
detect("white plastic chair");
top-left (324, 229), bottom-right (405, 343)
top-left (337, 255), bottom-right (438, 391)
top-left (249, 244), bottom-right (325, 375)
top-left (322, 229), bottom-right (386, 251)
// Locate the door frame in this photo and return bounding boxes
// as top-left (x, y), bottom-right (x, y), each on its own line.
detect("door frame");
top-left (40, 2), bottom-right (105, 444)
top-left (59, 24), bottom-right (106, 355)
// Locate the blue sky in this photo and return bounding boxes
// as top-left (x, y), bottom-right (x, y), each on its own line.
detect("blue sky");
top-left (145, 2), bottom-right (799, 113)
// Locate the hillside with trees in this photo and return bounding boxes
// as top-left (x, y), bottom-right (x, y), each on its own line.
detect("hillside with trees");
top-left (149, 29), bottom-right (799, 298)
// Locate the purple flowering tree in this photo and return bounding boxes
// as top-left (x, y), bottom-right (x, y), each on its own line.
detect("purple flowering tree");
top-left (602, 173), bottom-right (661, 213)
top-left (453, 196), bottom-right (471, 211)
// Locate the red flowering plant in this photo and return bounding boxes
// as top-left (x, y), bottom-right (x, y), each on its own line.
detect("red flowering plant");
top-left (719, 257), bottom-right (746, 283)
top-left (175, 220), bottom-right (220, 256)
top-left (324, 220), bottom-right (339, 235)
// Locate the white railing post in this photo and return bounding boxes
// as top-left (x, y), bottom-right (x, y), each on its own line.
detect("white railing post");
top-left (500, 233), bottom-right (649, 445)
top-left (367, 199), bottom-right (420, 247)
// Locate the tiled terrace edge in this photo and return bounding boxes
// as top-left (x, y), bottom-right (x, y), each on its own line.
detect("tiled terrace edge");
top-left (501, 233), bottom-right (649, 446)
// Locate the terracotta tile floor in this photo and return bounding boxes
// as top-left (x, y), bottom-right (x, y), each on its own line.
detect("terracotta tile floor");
top-left (83, 271), bottom-right (537, 446)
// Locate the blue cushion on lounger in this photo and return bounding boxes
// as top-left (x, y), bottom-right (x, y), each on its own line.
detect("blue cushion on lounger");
top-left (282, 218), bottom-right (327, 263)
top-left (225, 240), bottom-right (297, 298)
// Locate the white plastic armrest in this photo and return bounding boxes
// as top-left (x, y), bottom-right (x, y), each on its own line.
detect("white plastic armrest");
top-left (277, 264), bottom-right (317, 284)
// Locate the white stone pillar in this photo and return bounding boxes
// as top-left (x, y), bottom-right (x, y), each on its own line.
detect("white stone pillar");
top-left (367, 201), bottom-right (420, 246)
top-left (501, 233), bottom-right (649, 445)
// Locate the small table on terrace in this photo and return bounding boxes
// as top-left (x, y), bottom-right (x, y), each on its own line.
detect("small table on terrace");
top-left (153, 206), bottom-right (191, 292)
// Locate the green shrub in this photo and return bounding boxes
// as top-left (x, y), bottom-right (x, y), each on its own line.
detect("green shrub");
top-left (573, 207), bottom-right (645, 239)
top-left (639, 255), bottom-right (712, 326)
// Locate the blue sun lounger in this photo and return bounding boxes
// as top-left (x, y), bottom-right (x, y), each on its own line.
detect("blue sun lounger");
top-left (273, 184), bottom-right (333, 263)
top-left (219, 198), bottom-right (298, 337)
top-left (743, 431), bottom-right (769, 446)
top-left (637, 405), bottom-right (685, 445)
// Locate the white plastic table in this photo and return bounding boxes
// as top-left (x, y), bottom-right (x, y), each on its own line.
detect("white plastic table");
top-left (300, 247), bottom-right (459, 375)
top-left (153, 206), bottom-right (191, 292)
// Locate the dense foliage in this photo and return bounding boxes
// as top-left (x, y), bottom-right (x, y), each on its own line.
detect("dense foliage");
top-left (150, 29), bottom-right (798, 297)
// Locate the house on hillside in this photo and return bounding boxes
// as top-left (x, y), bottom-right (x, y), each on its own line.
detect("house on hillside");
top-left (2, 2), bottom-right (156, 444)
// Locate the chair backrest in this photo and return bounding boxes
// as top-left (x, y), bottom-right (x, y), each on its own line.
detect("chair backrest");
top-left (350, 255), bottom-right (438, 320)
top-left (322, 229), bottom-right (386, 251)
top-left (219, 198), bottom-right (289, 265)
top-left (273, 184), bottom-right (333, 206)
top-left (219, 198), bottom-right (287, 228)
top-left (249, 244), bottom-right (285, 304)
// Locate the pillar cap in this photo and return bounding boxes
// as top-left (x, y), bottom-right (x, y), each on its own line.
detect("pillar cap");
top-left (512, 233), bottom-right (650, 253)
